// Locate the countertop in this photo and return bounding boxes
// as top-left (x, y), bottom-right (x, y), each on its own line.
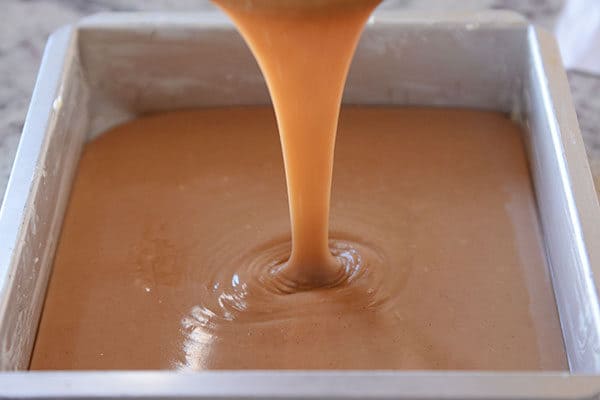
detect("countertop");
top-left (1, 0), bottom-right (600, 203)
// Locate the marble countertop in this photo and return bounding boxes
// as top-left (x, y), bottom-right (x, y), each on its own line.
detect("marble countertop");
top-left (1, 0), bottom-right (600, 204)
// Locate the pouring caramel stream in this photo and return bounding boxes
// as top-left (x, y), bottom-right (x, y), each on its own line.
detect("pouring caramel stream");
top-left (213, 0), bottom-right (381, 290)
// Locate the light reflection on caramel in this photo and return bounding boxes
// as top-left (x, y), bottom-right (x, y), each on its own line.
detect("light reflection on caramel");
top-left (30, 106), bottom-right (566, 370)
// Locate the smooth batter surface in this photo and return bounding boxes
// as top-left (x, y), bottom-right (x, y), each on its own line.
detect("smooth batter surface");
top-left (31, 107), bottom-right (566, 370)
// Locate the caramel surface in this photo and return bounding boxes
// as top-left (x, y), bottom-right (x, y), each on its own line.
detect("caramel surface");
top-left (30, 107), bottom-right (566, 370)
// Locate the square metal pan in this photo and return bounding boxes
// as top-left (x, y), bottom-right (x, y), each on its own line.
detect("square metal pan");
top-left (1, 10), bottom-right (600, 399)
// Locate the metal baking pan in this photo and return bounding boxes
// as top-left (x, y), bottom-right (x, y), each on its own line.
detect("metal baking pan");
top-left (2, 9), bottom-right (600, 399)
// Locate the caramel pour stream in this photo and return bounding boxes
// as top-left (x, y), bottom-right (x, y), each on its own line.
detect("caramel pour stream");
top-left (213, 0), bottom-right (381, 290)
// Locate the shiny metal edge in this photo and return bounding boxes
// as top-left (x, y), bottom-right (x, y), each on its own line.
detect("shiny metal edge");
top-left (0, 26), bottom-right (84, 370)
top-left (526, 27), bottom-right (600, 373)
top-left (0, 371), bottom-right (598, 400)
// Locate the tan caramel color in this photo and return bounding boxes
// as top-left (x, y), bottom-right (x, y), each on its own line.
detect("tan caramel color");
top-left (212, 0), bottom-right (381, 289)
top-left (31, 107), bottom-right (566, 370)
